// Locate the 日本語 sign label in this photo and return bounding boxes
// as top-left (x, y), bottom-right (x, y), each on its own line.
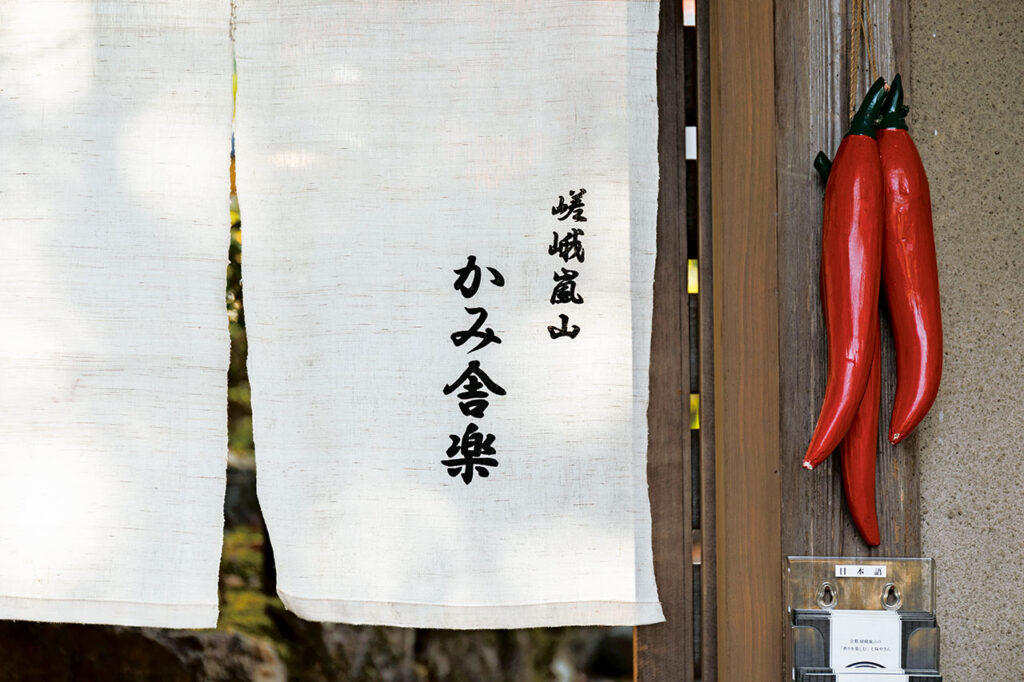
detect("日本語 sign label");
top-left (836, 564), bottom-right (887, 578)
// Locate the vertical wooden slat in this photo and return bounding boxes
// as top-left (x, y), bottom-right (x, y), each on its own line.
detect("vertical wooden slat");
top-left (633, 0), bottom-right (693, 679)
top-left (694, 0), bottom-right (716, 679)
top-left (888, 0), bottom-right (912, 101)
top-left (870, 0), bottom-right (918, 557)
top-left (776, 0), bottom-right (843, 563)
top-left (775, 0), bottom-right (917, 673)
top-left (709, 0), bottom-right (782, 679)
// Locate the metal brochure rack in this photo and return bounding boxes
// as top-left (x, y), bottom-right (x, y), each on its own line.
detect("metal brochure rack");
top-left (787, 557), bottom-right (941, 681)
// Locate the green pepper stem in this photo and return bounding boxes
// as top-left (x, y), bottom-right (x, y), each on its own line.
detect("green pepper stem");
top-left (878, 73), bottom-right (909, 130)
top-left (814, 151), bottom-right (832, 182)
top-left (847, 77), bottom-right (888, 138)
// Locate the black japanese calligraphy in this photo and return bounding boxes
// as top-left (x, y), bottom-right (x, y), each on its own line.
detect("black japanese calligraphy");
top-left (550, 268), bottom-right (583, 305)
top-left (546, 189), bottom-right (588, 340)
top-left (453, 255), bottom-right (505, 298)
top-left (442, 360), bottom-right (507, 418)
top-left (445, 255), bottom-right (507, 483)
top-left (547, 313), bottom-right (581, 340)
top-left (450, 307), bottom-right (502, 352)
top-left (442, 423), bottom-right (499, 485)
top-left (549, 228), bottom-right (585, 263)
top-left (551, 188), bottom-right (587, 222)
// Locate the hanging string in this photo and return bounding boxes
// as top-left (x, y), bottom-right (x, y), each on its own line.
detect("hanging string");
top-left (848, 0), bottom-right (882, 121)
top-left (848, 0), bottom-right (860, 121)
top-left (862, 0), bottom-right (880, 84)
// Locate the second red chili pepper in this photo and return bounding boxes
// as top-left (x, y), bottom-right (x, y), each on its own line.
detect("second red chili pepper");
top-left (877, 74), bottom-right (943, 444)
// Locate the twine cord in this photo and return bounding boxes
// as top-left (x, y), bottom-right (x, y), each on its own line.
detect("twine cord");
top-left (849, 0), bottom-right (881, 121)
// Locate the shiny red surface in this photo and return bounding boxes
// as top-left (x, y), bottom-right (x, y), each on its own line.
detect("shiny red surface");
top-left (878, 128), bottom-right (943, 443)
top-left (840, 330), bottom-right (881, 546)
top-left (804, 134), bottom-right (884, 469)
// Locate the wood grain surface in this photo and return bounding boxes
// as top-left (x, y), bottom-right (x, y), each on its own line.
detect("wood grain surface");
top-left (775, 0), bottom-right (916, 675)
top-left (695, 0), bottom-right (717, 678)
top-left (640, 0), bottom-right (917, 677)
top-left (709, 0), bottom-right (783, 678)
top-left (774, 0), bottom-right (918, 562)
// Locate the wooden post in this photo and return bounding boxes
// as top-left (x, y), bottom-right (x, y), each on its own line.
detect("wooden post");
top-left (774, 0), bottom-right (916, 674)
top-left (708, 0), bottom-right (783, 679)
top-left (775, 0), bottom-right (918, 562)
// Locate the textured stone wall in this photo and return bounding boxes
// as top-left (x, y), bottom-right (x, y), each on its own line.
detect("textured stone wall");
top-left (911, 1), bottom-right (1024, 679)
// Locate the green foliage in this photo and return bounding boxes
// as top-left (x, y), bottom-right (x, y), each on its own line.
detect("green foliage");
top-left (217, 527), bottom-right (284, 648)
top-left (227, 186), bottom-right (252, 454)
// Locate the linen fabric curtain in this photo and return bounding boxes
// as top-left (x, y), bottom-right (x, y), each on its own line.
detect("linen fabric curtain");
top-left (0, 0), bottom-right (233, 627)
top-left (235, 0), bottom-right (662, 628)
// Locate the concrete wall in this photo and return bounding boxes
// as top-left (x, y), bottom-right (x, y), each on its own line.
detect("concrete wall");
top-left (911, 1), bottom-right (1024, 678)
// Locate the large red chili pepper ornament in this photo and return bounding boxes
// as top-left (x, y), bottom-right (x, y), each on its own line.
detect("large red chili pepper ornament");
top-left (877, 74), bottom-right (943, 444)
top-left (803, 78), bottom-right (887, 471)
top-left (812, 152), bottom-right (883, 546)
